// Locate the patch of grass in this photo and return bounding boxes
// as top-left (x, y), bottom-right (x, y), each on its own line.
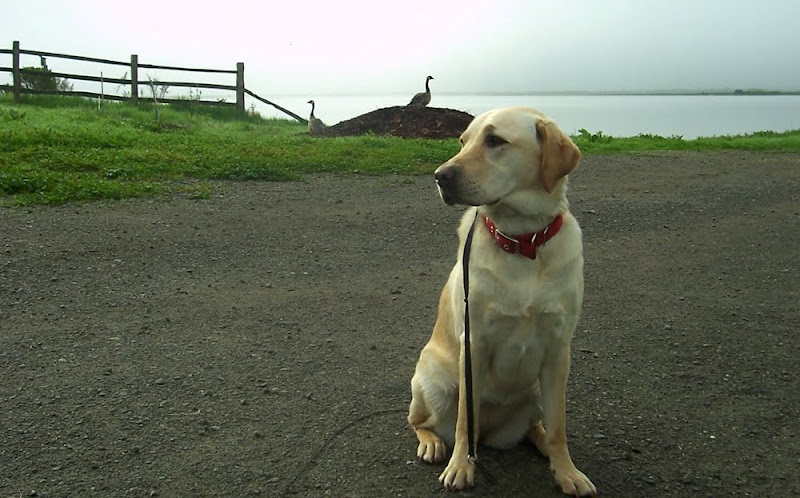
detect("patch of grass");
top-left (0, 164), bottom-right (162, 205)
top-left (0, 95), bottom-right (309, 205)
top-left (2, 94), bottom-right (799, 205)
top-left (574, 128), bottom-right (800, 153)
top-left (175, 181), bottom-right (213, 200)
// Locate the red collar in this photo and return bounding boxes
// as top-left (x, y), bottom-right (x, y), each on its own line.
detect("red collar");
top-left (483, 214), bottom-right (563, 260)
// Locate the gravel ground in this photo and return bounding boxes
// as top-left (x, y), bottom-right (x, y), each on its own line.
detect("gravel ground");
top-left (1, 151), bottom-right (799, 497)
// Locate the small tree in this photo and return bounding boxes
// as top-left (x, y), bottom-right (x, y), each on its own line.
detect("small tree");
top-left (20, 67), bottom-right (74, 92)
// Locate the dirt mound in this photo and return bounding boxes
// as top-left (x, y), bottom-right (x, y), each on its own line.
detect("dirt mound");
top-left (322, 106), bottom-right (474, 139)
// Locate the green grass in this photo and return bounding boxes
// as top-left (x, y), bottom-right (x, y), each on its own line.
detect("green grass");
top-left (572, 127), bottom-right (800, 153)
top-left (1, 94), bottom-right (799, 206)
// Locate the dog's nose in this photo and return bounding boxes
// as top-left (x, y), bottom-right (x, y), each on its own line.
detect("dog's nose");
top-left (434, 165), bottom-right (457, 187)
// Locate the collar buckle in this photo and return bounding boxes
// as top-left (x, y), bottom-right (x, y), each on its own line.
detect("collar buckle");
top-left (490, 224), bottom-right (518, 254)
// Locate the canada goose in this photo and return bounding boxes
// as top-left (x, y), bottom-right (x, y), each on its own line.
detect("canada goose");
top-left (307, 100), bottom-right (326, 135)
top-left (408, 75), bottom-right (434, 107)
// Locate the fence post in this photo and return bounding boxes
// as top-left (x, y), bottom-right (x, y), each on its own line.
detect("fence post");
top-left (12, 40), bottom-right (21, 103)
top-left (236, 62), bottom-right (245, 114)
top-left (131, 54), bottom-right (139, 104)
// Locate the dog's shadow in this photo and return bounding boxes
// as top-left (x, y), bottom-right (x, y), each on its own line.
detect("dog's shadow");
top-left (279, 414), bottom-right (567, 497)
top-left (408, 441), bottom-right (569, 496)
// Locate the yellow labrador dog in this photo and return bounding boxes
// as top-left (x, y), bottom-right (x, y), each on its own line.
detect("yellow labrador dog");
top-left (408, 107), bottom-right (596, 496)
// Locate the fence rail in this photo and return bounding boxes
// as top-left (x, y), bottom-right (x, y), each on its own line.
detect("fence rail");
top-left (11, 48), bottom-right (130, 67)
top-left (0, 41), bottom-right (306, 122)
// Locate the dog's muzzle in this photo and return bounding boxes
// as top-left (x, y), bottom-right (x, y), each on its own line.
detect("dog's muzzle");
top-left (434, 165), bottom-right (459, 205)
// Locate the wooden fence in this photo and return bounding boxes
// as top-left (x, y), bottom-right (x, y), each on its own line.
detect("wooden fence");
top-left (0, 41), bottom-right (305, 122)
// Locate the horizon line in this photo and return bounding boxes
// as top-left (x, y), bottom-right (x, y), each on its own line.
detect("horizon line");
top-left (274, 89), bottom-right (800, 98)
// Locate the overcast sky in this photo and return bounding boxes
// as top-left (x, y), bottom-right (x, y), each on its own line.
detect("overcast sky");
top-left (4, 0), bottom-right (800, 96)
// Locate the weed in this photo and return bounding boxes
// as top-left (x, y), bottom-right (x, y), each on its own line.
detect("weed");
top-left (576, 128), bottom-right (613, 144)
top-left (0, 107), bottom-right (26, 121)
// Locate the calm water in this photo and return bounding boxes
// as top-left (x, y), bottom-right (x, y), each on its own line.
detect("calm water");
top-left (257, 94), bottom-right (800, 139)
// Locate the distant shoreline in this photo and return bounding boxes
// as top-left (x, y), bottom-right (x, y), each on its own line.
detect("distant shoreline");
top-left (273, 90), bottom-right (800, 98)
top-left (448, 90), bottom-right (800, 97)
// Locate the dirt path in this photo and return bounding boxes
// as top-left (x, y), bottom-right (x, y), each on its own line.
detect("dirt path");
top-left (1, 151), bottom-right (799, 497)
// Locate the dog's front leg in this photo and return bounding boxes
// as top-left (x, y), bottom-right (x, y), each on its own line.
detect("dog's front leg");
top-left (439, 335), bottom-right (483, 491)
top-left (540, 343), bottom-right (596, 497)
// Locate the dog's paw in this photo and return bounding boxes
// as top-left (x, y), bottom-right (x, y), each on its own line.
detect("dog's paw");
top-left (416, 433), bottom-right (447, 463)
top-left (438, 456), bottom-right (474, 491)
top-left (553, 466), bottom-right (596, 497)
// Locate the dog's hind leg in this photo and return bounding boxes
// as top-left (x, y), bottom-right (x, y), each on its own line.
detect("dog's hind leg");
top-left (413, 427), bottom-right (448, 463)
top-left (408, 375), bottom-right (449, 463)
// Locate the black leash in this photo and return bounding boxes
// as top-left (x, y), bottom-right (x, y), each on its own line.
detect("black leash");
top-left (280, 408), bottom-right (407, 497)
top-left (461, 210), bottom-right (479, 463)
top-left (461, 212), bottom-right (498, 486)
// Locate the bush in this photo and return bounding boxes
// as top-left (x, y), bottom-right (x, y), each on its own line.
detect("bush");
top-left (20, 67), bottom-right (73, 92)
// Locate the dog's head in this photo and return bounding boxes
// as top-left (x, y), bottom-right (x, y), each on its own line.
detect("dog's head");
top-left (434, 107), bottom-right (580, 208)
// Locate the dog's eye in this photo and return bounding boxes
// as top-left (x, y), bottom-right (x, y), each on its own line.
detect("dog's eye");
top-left (485, 134), bottom-right (507, 148)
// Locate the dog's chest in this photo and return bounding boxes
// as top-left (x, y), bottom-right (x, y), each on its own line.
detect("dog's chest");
top-left (484, 314), bottom-right (548, 390)
top-left (470, 269), bottom-right (566, 390)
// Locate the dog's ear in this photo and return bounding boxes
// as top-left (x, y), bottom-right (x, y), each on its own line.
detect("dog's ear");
top-left (535, 120), bottom-right (581, 193)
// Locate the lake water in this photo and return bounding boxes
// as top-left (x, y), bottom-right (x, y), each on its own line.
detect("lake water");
top-left (256, 94), bottom-right (800, 139)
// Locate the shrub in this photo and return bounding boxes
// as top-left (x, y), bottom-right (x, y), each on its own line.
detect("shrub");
top-left (20, 67), bottom-right (74, 92)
